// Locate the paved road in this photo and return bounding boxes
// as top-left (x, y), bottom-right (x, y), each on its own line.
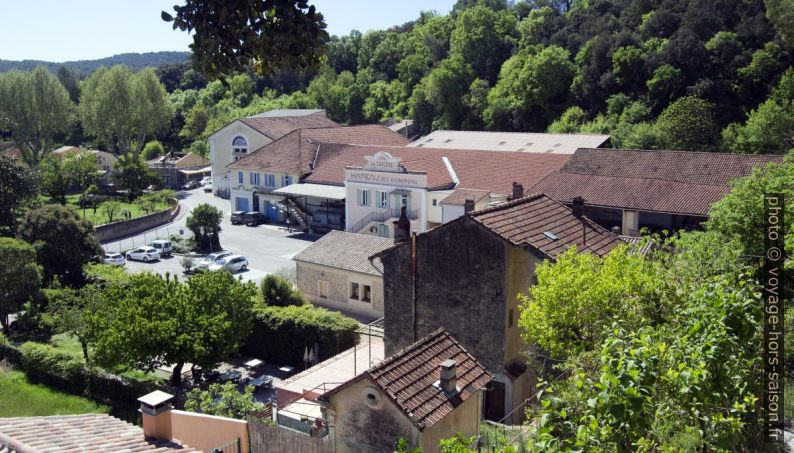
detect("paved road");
top-left (107, 188), bottom-right (317, 284)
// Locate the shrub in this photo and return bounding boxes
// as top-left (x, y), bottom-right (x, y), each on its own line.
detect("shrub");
top-left (242, 305), bottom-right (358, 368)
top-left (260, 274), bottom-right (305, 307)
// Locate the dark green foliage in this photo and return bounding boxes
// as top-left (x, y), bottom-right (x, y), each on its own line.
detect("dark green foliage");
top-left (0, 238), bottom-right (42, 333)
top-left (163, 0), bottom-right (329, 80)
top-left (112, 153), bottom-right (161, 200)
top-left (655, 95), bottom-right (719, 150)
top-left (0, 52), bottom-right (189, 74)
top-left (17, 205), bottom-right (102, 285)
top-left (242, 305), bottom-right (358, 368)
top-left (260, 274), bottom-right (305, 307)
top-left (0, 155), bottom-right (37, 235)
top-left (186, 203), bottom-right (223, 251)
top-left (185, 382), bottom-right (267, 420)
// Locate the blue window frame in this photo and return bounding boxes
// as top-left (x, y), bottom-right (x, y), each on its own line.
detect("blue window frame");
top-left (281, 175), bottom-right (292, 187)
top-left (237, 171), bottom-right (243, 184)
top-left (249, 172), bottom-right (260, 186)
top-left (264, 174), bottom-right (275, 187)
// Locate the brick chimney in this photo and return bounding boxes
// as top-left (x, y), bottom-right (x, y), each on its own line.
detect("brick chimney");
top-left (138, 391), bottom-right (174, 441)
top-left (571, 196), bottom-right (585, 218)
top-left (393, 206), bottom-right (411, 244)
top-left (512, 182), bottom-right (524, 200)
top-left (463, 199), bottom-right (475, 214)
top-left (439, 359), bottom-right (457, 395)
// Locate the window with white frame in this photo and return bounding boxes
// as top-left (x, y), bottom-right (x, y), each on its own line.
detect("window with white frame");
top-left (232, 136), bottom-right (248, 154)
top-left (319, 280), bottom-right (329, 299)
top-left (362, 284), bottom-right (371, 303)
top-left (350, 282), bottom-right (359, 300)
top-left (264, 174), bottom-right (275, 187)
top-left (357, 189), bottom-right (370, 207)
top-left (376, 191), bottom-right (389, 208)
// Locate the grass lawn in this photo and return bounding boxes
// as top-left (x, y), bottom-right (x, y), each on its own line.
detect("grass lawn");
top-left (40, 194), bottom-right (169, 226)
top-left (0, 367), bottom-right (108, 417)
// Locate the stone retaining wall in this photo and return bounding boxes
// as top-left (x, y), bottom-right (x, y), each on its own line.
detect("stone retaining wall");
top-left (95, 199), bottom-right (180, 243)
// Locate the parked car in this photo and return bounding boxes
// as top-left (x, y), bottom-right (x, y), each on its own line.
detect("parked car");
top-left (208, 254), bottom-right (248, 273)
top-left (182, 179), bottom-right (201, 190)
top-left (196, 251), bottom-right (233, 270)
top-left (244, 211), bottom-right (266, 226)
top-left (203, 185), bottom-right (213, 193)
top-left (201, 176), bottom-right (212, 185)
top-left (103, 253), bottom-right (126, 266)
top-left (148, 240), bottom-right (173, 257)
top-left (231, 211), bottom-right (247, 225)
top-left (125, 246), bottom-right (160, 262)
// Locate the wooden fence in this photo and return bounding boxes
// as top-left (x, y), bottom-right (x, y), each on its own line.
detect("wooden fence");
top-left (247, 420), bottom-right (331, 453)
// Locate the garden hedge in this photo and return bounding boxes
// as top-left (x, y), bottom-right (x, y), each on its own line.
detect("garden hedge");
top-left (242, 305), bottom-right (358, 368)
top-left (17, 342), bottom-right (163, 405)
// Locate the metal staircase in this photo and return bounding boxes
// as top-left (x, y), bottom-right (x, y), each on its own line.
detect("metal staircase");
top-left (346, 208), bottom-right (418, 233)
top-left (276, 198), bottom-right (308, 231)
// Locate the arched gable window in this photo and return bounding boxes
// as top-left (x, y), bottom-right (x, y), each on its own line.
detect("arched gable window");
top-left (232, 136), bottom-right (248, 154)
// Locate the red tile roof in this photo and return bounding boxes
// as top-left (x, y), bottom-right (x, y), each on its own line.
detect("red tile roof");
top-left (238, 114), bottom-right (339, 140)
top-left (321, 328), bottom-right (491, 430)
top-left (440, 188), bottom-right (491, 205)
top-left (469, 193), bottom-right (623, 258)
top-left (305, 144), bottom-right (570, 193)
top-left (0, 414), bottom-right (200, 452)
top-left (228, 125), bottom-right (410, 174)
top-left (531, 148), bottom-right (783, 215)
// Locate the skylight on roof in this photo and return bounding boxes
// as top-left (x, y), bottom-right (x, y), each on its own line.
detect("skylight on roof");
top-left (499, 141), bottom-right (507, 145)
top-left (553, 143), bottom-right (562, 147)
top-left (525, 142), bottom-right (533, 146)
top-left (543, 231), bottom-right (559, 241)
top-left (444, 139), bottom-right (453, 143)
top-left (426, 138), bottom-right (433, 142)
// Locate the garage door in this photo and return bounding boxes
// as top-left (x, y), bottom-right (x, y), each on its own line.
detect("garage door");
top-left (235, 197), bottom-right (249, 212)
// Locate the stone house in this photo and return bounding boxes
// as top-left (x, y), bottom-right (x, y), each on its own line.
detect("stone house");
top-left (373, 193), bottom-right (624, 424)
top-left (319, 328), bottom-right (491, 453)
top-left (293, 230), bottom-right (392, 322)
top-left (532, 148), bottom-right (783, 235)
top-left (147, 152), bottom-right (210, 188)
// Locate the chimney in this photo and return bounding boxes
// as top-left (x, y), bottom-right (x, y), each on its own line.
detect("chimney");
top-left (512, 182), bottom-right (524, 200)
top-left (138, 391), bottom-right (174, 441)
top-left (439, 359), bottom-right (457, 395)
top-left (393, 206), bottom-right (411, 244)
top-left (571, 196), bottom-right (585, 218)
top-left (611, 225), bottom-right (621, 235)
top-left (463, 199), bottom-right (475, 214)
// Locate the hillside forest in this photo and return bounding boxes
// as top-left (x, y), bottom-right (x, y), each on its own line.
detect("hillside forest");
top-left (1, 0), bottom-right (793, 159)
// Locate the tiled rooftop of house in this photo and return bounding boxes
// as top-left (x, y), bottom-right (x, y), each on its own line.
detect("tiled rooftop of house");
top-left (293, 230), bottom-right (393, 276)
top-left (407, 130), bottom-right (610, 154)
top-left (440, 188), bottom-right (491, 205)
top-left (305, 144), bottom-right (570, 194)
top-left (469, 193), bottom-right (624, 258)
top-left (321, 328), bottom-right (491, 430)
top-left (531, 148), bottom-right (784, 215)
top-left (237, 114), bottom-right (339, 140)
top-left (228, 125), bottom-right (410, 174)
top-left (0, 414), bottom-right (200, 452)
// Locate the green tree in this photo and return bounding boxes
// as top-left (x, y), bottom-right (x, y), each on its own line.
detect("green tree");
top-left (142, 140), bottom-right (165, 161)
top-left (79, 66), bottom-right (173, 154)
top-left (17, 205), bottom-right (102, 285)
top-left (136, 193), bottom-right (159, 215)
top-left (185, 382), bottom-right (267, 419)
top-left (449, 6), bottom-right (517, 83)
top-left (0, 238), bottom-right (42, 333)
top-left (0, 155), bottom-right (37, 236)
top-left (102, 200), bottom-right (122, 223)
top-left (179, 103), bottom-right (210, 140)
top-left (47, 284), bottom-right (101, 361)
top-left (655, 96), bottom-right (719, 150)
top-left (89, 271), bottom-right (256, 385)
top-left (766, 0), bottom-right (794, 46)
top-left (424, 55), bottom-right (475, 129)
top-left (186, 203), bottom-right (223, 251)
top-left (260, 274), bottom-right (304, 307)
top-left (63, 150), bottom-right (100, 195)
top-left (0, 67), bottom-right (74, 166)
top-left (547, 106), bottom-right (587, 133)
top-left (113, 153), bottom-right (161, 200)
top-left (162, 0), bottom-right (329, 79)
top-left (40, 156), bottom-right (69, 205)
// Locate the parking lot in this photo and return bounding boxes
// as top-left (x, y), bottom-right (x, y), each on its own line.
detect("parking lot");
top-left (109, 188), bottom-right (318, 284)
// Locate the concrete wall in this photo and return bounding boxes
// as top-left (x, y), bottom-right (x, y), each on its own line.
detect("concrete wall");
top-left (296, 261), bottom-right (384, 319)
top-left (382, 218), bottom-right (507, 372)
top-left (170, 410), bottom-right (250, 453)
top-left (426, 190), bottom-right (451, 224)
top-left (94, 200), bottom-right (180, 243)
top-left (420, 392), bottom-right (482, 453)
top-left (326, 377), bottom-right (419, 453)
top-left (503, 245), bottom-right (537, 365)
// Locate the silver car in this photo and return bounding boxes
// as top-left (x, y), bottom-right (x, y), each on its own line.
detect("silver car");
top-left (208, 255), bottom-right (248, 273)
top-left (196, 251), bottom-right (233, 270)
top-left (125, 246), bottom-right (161, 262)
top-left (103, 253), bottom-right (126, 266)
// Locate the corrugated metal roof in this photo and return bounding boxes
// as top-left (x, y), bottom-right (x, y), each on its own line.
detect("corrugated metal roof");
top-left (407, 130), bottom-right (610, 154)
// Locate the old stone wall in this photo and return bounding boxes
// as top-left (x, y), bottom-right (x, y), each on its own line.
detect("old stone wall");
top-left (382, 218), bottom-right (507, 372)
top-left (94, 200), bottom-right (180, 243)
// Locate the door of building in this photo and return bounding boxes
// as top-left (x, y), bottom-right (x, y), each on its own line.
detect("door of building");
top-left (484, 381), bottom-right (506, 422)
top-left (252, 192), bottom-right (259, 212)
top-left (266, 201), bottom-right (279, 222)
top-left (235, 197), bottom-right (249, 212)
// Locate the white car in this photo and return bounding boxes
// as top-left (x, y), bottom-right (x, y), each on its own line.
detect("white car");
top-left (208, 255), bottom-right (248, 273)
top-left (126, 246), bottom-right (161, 262)
top-left (103, 253), bottom-right (126, 266)
top-left (197, 251), bottom-right (233, 270)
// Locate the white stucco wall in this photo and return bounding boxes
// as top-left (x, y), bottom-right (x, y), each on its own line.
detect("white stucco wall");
top-left (208, 121), bottom-right (272, 191)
